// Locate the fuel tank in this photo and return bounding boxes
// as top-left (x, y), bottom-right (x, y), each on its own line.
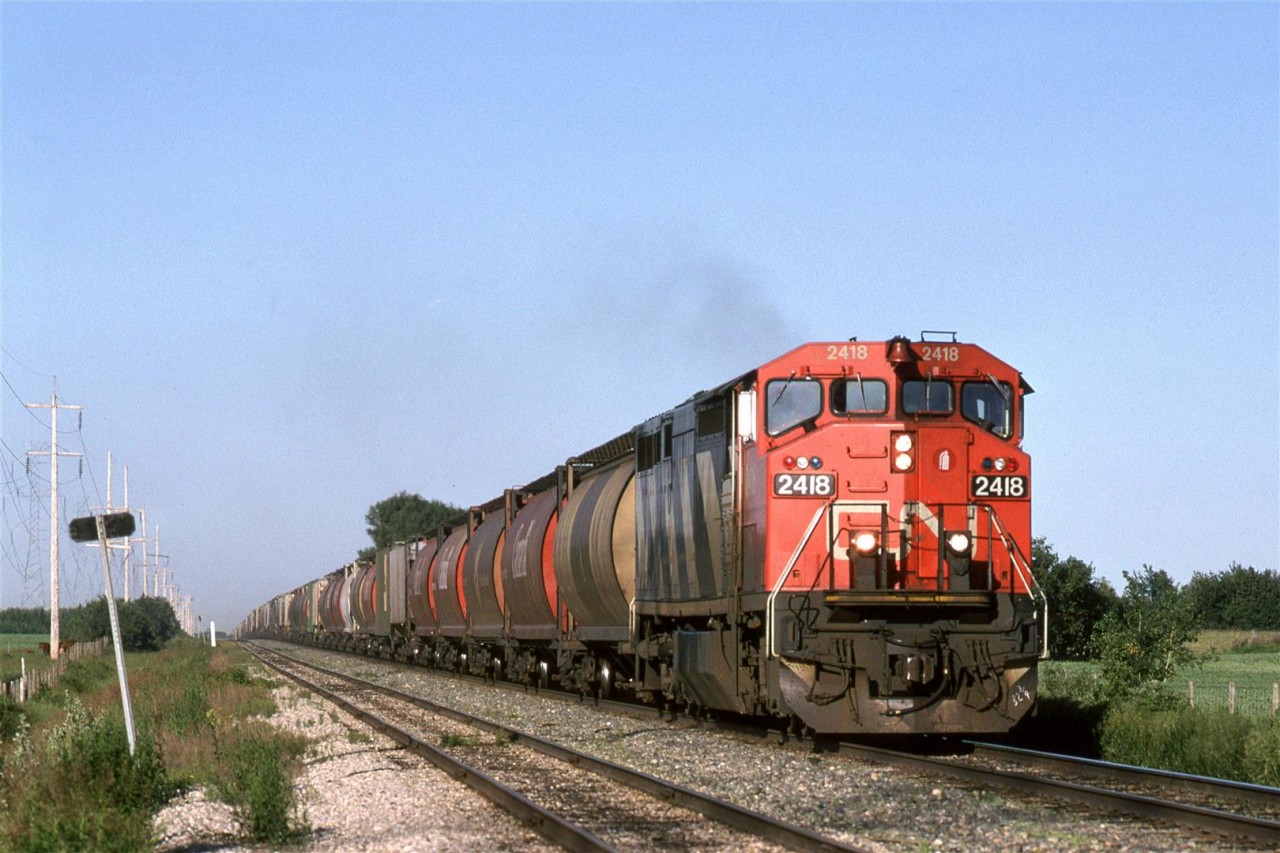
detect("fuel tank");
top-left (553, 460), bottom-right (636, 641)
top-left (462, 511), bottom-right (506, 639)
top-left (501, 488), bottom-right (560, 640)
top-left (433, 525), bottom-right (470, 637)
top-left (408, 538), bottom-right (439, 636)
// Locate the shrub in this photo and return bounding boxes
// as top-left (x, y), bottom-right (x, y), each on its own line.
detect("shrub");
top-left (0, 695), bottom-right (24, 741)
top-left (1100, 702), bottom-right (1258, 782)
top-left (58, 657), bottom-right (114, 694)
top-left (215, 726), bottom-right (308, 844)
top-left (166, 681), bottom-right (211, 738)
top-left (0, 697), bottom-right (173, 851)
top-left (1243, 719), bottom-right (1280, 787)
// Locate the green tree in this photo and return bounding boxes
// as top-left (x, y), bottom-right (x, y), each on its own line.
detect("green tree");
top-left (1185, 563), bottom-right (1280, 630)
top-left (1031, 537), bottom-right (1116, 660)
top-left (1092, 565), bottom-right (1202, 701)
top-left (0, 607), bottom-right (48, 633)
top-left (59, 596), bottom-right (183, 650)
top-left (360, 492), bottom-right (462, 561)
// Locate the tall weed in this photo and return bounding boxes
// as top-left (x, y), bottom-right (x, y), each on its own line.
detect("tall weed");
top-left (1242, 719), bottom-right (1280, 787)
top-left (214, 723), bottom-right (308, 844)
top-left (0, 697), bottom-right (172, 851)
top-left (1101, 702), bottom-right (1260, 782)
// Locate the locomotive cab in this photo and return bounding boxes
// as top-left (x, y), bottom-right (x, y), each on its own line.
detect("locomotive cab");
top-left (749, 336), bottom-right (1044, 733)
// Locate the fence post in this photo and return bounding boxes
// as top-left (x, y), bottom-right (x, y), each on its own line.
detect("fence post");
top-left (1272, 683), bottom-right (1278, 718)
top-left (1187, 680), bottom-right (1194, 709)
top-left (1228, 682), bottom-right (1236, 715)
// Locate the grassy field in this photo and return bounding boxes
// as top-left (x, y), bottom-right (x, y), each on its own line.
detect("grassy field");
top-left (0, 634), bottom-right (56, 682)
top-left (0, 640), bottom-right (310, 850)
top-left (1040, 629), bottom-right (1280, 716)
top-left (1177, 630), bottom-right (1280, 716)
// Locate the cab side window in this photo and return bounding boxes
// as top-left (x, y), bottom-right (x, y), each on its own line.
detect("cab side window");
top-left (961, 381), bottom-right (1013, 439)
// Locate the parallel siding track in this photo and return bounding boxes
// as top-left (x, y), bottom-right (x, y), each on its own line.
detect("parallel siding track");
top-left (837, 741), bottom-right (1280, 847)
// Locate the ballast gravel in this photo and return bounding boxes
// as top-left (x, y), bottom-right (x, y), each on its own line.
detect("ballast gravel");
top-left (156, 643), bottom-right (1262, 852)
top-left (153, 670), bottom-right (553, 853)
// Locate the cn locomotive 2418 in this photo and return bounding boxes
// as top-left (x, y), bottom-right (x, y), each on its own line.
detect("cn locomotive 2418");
top-left (242, 335), bottom-right (1046, 735)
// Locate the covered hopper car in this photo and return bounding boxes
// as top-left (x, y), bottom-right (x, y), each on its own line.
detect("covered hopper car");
top-left (241, 335), bottom-right (1046, 735)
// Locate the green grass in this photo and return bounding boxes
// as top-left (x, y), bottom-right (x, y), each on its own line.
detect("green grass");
top-left (0, 634), bottom-right (56, 682)
top-left (1174, 631), bottom-right (1280, 716)
top-left (1029, 630), bottom-right (1280, 784)
top-left (1041, 630), bottom-right (1280, 717)
top-left (1188, 629), bottom-right (1280, 654)
top-left (0, 640), bottom-right (310, 850)
top-left (0, 634), bottom-right (48, 650)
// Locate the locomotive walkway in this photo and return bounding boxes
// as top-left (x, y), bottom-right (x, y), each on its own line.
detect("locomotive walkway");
top-left (243, 642), bottom-right (861, 852)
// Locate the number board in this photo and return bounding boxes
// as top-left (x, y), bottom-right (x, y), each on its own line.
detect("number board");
top-left (773, 473), bottom-right (835, 498)
top-left (971, 475), bottom-right (1028, 499)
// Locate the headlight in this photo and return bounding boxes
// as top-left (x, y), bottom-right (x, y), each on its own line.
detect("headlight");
top-left (946, 531), bottom-right (972, 554)
top-left (894, 453), bottom-right (913, 471)
top-left (853, 532), bottom-right (880, 555)
top-left (894, 434), bottom-right (914, 453)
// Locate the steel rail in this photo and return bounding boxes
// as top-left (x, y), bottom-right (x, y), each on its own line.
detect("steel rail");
top-left (837, 741), bottom-right (1280, 846)
top-left (245, 641), bottom-right (864, 853)
top-left (965, 740), bottom-right (1280, 809)
top-left (244, 643), bottom-right (612, 852)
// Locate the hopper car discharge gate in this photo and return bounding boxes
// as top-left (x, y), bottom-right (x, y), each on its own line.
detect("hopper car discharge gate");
top-left (760, 498), bottom-right (1047, 733)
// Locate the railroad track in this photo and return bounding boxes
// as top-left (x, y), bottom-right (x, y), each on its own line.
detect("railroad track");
top-left (242, 641), bottom-right (862, 853)
top-left (836, 739), bottom-right (1280, 847)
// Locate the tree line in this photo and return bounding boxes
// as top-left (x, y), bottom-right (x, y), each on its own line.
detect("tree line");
top-left (1034, 537), bottom-right (1278, 698)
top-left (0, 597), bottom-right (183, 652)
top-left (1035, 537), bottom-right (1280, 662)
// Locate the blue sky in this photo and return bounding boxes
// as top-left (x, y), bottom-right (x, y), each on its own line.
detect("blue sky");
top-left (1, 3), bottom-right (1276, 632)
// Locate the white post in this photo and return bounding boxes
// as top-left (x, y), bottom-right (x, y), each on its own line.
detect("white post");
top-left (210, 621), bottom-right (217, 648)
top-left (96, 516), bottom-right (136, 756)
top-left (20, 658), bottom-right (25, 703)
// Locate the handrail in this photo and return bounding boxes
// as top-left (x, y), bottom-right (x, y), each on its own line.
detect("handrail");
top-left (764, 501), bottom-right (1047, 660)
top-left (765, 505), bottom-right (828, 659)
top-left (988, 510), bottom-right (1050, 659)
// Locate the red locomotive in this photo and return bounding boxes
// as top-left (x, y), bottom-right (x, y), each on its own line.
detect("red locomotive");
top-left (242, 334), bottom-right (1045, 735)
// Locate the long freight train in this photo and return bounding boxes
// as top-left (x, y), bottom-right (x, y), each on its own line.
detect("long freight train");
top-left (241, 335), bottom-right (1046, 735)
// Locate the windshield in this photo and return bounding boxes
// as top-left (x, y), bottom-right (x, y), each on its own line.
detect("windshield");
top-left (961, 381), bottom-right (1014, 439)
top-left (902, 379), bottom-right (953, 415)
top-left (766, 377), bottom-right (822, 435)
top-left (832, 377), bottom-right (888, 415)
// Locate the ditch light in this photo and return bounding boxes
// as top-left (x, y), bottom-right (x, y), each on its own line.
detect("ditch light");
top-left (69, 511), bottom-right (137, 756)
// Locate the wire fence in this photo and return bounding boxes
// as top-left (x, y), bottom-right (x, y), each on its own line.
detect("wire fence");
top-left (0, 637), bottom-right (109, 702)
top-left (1184, 681), bottom-right (1280, 717)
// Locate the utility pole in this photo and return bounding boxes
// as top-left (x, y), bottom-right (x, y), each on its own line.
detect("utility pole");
top-left (26, 379), bottom-right (82, 661)
top-left (131, 506), bottom-right (147, 601)
top-left (90, 453), bottom-right (134, 600)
